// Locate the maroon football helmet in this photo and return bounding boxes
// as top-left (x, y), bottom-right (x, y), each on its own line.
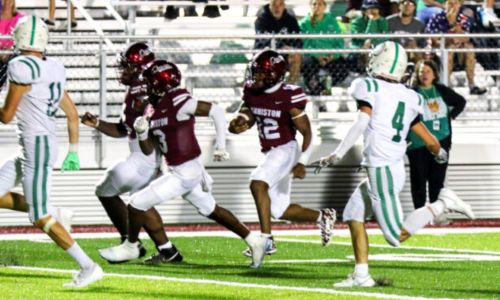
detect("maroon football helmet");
top-left (118, 42), bottom-right (155, 85)
top-left (143, 60), bottom-right (182, 98)
top-left (247, 49), bottom-right (287, 92)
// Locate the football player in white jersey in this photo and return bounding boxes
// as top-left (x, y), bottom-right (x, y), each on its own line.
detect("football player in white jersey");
top-left (315, 41), bottom-right (475, 287)
top-left (0, 16), bottom-right (103, 288)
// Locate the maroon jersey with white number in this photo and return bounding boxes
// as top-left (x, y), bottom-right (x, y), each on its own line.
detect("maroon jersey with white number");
top-left (120, 80), bottom-right (149, 140)
top-left (242, 82), bottom-right (309, 152)
top-left (149, 88), bottom-right (201, 166)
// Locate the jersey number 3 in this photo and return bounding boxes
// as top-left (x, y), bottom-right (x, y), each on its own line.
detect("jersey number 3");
top-left (391, 101), bottom-right (405, 143)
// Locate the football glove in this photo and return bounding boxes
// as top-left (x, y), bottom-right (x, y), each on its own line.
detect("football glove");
top-left (61, 152), bottom-right (80, 172)
top-left (434, 148), bottom-right (448, 164)
top-left (312, 154), bottom-right (339, 174)
top-left (133, 116), bottom-right (150, 141)
top-left (213, 148), bottom-right (230, 162)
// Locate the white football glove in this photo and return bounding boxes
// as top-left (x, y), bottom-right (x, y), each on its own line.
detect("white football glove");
top-left (133, 116), bottom-right (150, 140)
top-left (312, 154), bottom-right (340, 174)
top-left (434, 148), bottom-right (448, 164)
top-left (213, 148), bottom-right (230, 162)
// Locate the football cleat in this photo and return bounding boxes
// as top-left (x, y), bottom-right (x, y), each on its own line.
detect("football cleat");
top-left (248, 235), bottom-right (272, 269)
top-left (120, 236), bottom-right (147, 259)
top-left (144, 245), bottom-right (183, 265)
top-left (438, 188), bottom-right (476, 219)
top-left (333, 273), bottom-right (376, 288)
top-left (242, 237), bottom-right (277, 257)
top-left (98, 240), bottom-right (141, 263)
top-left (63, 263), bottom-right (104, 288)
top-left (318, 208), bottom-right (337, 246)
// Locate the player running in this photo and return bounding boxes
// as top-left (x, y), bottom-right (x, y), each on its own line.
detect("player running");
top-left (0, 16), bottom-right (103, 287)
top-left (99, 60), bottom-right (256, 263)
top-left (315, 41), bottom-right (475, 287)
top-left (81, 42), bottom-right (182, 264)
top-left (228, 49), bottom-right (336, 269)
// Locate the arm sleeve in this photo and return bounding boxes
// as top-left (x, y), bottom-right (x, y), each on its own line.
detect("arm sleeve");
top-left (333, 111), bottom-right (371, 159)
top-left (208, 103), bottom-right (227, 150)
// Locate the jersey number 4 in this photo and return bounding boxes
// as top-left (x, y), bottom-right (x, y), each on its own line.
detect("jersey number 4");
top-left (391, 101), bottom-right (405, 143)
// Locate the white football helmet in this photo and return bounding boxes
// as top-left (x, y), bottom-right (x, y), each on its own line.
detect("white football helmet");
top-left (13, 15), bottom-right (49, 53)
top-left (367, 41), bottom-right (407, 82)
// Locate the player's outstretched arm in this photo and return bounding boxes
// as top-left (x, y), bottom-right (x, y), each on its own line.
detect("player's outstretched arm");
top-left (81, 111), bottom-right (127, 138)
top-left (0, 82), bottom-right (30, 124)
top-left (195, 101), bottom-right (230, 161)
top-left (291, 107), bottom-right (313, 179)
top-left (59, 91), bottom-right (80, 171)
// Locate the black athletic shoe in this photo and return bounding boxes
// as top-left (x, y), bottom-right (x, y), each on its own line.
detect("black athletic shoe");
top-left (144, 245), bottom-right (183, 265)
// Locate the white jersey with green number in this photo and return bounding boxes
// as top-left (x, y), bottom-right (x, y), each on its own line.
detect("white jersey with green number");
top-left (348, 77), bottom-right (424, 167)
top-left (8, 55), bottom-right (66, 138)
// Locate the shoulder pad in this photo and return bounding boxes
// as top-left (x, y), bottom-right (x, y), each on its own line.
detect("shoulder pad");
top-left (8, 56), bottom-right (42, 84)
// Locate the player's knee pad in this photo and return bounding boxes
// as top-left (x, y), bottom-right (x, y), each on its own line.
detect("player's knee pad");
top-left (34, 216), bottom-right (57, 233)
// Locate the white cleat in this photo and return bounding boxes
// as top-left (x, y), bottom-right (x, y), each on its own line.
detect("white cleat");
top-left (438, 188), bottom-right (476, 219)
top-left (333, 273), bottom-right (376, 288)
top-left (63, 263), bottom-right (103, 288)
top-left (249, 235), bottom-right (270, 269)
top-left (98, 240), bottom-right (140, 263)
top-left (58, 208), bottom-right (74, 233)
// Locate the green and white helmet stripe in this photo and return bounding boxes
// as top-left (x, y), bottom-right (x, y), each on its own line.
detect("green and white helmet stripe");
top-left (13, 15), bottom-right (49, 53)
top-left (367, 41), bottom-right (407, 82)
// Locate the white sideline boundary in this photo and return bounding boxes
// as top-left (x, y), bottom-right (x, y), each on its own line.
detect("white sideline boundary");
top-left (7, 266), bottom-right (457, 300)
top-left (1, 227), bottom-right (499, 241)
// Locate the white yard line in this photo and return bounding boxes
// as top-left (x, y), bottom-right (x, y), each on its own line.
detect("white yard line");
top-left (6, 266), bottom-right (457, 300)
top-left (1, 227), bottom-right (499, 241)
top-left (277, 238), bottom-right (500, 256)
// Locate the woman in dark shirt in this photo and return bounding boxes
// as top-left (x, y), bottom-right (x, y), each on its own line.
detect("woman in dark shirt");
top-left (407, 60), bottom-right (466, 209)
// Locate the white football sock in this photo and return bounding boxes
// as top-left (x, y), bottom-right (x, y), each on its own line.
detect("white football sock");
top-left (66, 242), bottom-right (93, 269)
top-left (157, 241), bottom-right (173, 250)
top-left (354, 263), bottom-right (369, 277)
top-left (403, 206), bottom-right (435, 236)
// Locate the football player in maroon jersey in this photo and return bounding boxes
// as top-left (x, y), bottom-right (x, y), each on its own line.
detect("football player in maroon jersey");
top-left (99, 60), bottom-right (255, 263)
top-left (229, 49), bottom-right (336, 268)
top-left (81, 43), bottom-right (182, 264)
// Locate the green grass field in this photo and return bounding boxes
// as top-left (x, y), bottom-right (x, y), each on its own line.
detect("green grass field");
top-left (0, 231), bottom-right (499, 299)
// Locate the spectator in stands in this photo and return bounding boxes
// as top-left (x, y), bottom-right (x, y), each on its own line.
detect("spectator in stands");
top-left (164, 1), bottom-right (228, 20)
top-left (416, 0), bottom-right (445, 26)
top-left (254, 0), bottom-right (302, 84)
top-left (480, 0), bottom-right (498, 27)
top-left (407, 60), bottom-right (465, 211)
top-left (0, 0), bottom-right (24, 88)
top-left (299, 0), bottom-right (347, 111)
top-left (425, 0), bottom-right (487, 95)
top-left (47, 0), bottom-right (77, 28)
top-left (387, 0), bottom-right (425, 63)
top-left (345, 0), bottom-right (399, 18)
top-left (349, 0), bottom-right (388, 72)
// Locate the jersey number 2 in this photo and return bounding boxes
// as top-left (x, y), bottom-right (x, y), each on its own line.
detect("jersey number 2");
top-left (391, 101), bottom-right (405, 142)
top-left (256, 117), bottom-right (280, 140)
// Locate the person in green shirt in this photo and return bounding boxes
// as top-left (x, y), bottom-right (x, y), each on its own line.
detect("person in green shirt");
top-left (407, 60), bottom-right (466, 210)
top-left (416, 0), bottom-right (445, 25)
top-left (350, 0), bottom-right (389, 49)
top-left (299, 0), bottom-right (348, 101)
